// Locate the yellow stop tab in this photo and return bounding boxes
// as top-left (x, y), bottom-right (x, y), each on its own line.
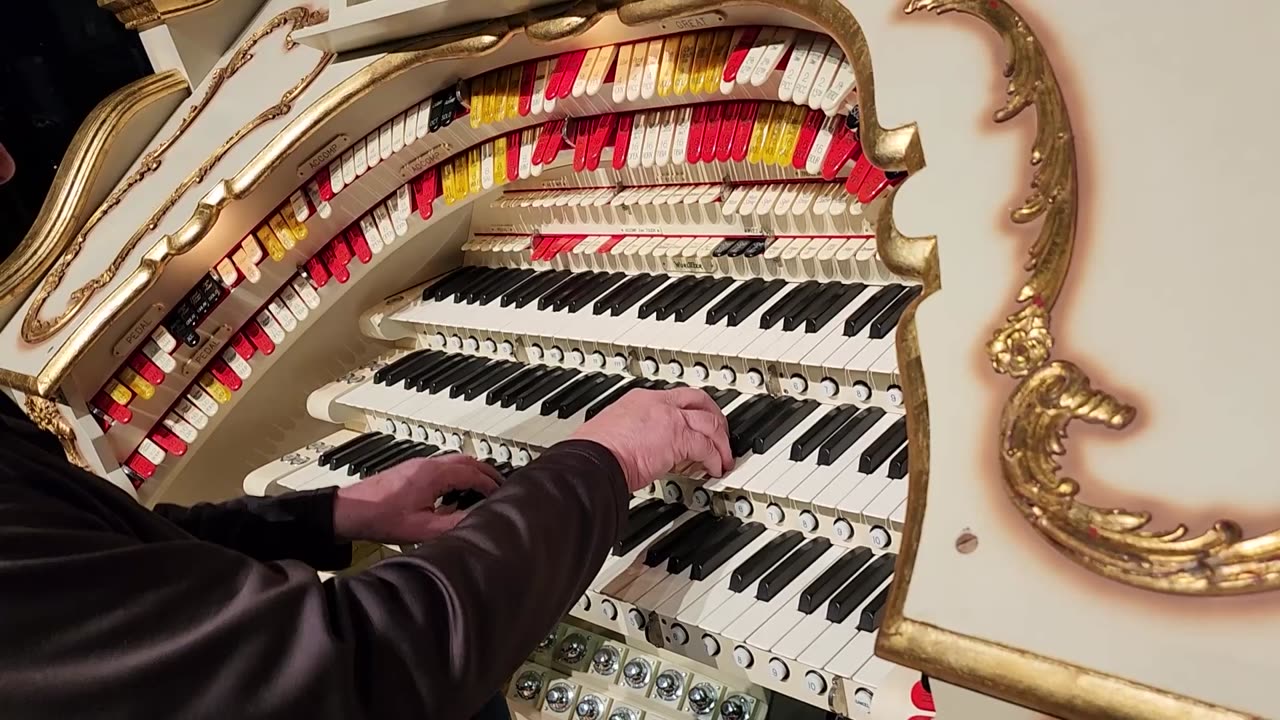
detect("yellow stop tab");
top-left (198, 374), bottom-right (232, 404)
top-left (118, 367), bottom-right (156, 400)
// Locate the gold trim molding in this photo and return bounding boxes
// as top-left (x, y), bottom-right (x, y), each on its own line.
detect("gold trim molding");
top-left (0, 70), bottom-right (188, 311)
top-left (23, 396), bottom-right (90, 471)
top-left (98, 0), bottom-right (232, 30)
top-left (21, 6), bottom-right (332, 345)
top-left (878, 0), bottom-right (1256, 718)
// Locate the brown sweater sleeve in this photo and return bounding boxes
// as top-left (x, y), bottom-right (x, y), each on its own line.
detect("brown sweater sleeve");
top-left (0, 439), bottom-right (628, 720)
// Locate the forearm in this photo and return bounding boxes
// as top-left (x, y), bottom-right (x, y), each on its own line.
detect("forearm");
top-left (154, 488), bottom-right (352, 569)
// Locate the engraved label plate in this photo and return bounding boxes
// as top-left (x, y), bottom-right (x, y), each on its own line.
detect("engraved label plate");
top-left (399, 143), bottom-right (453, 180)
top-left (660, 12), bottom-right (725, 32)
top-left (180, 325), bottom-right (234, 377)
top-left (113, 303), bottom-right (167, 357)
top-left (297, 135), bottom-right (350, 178)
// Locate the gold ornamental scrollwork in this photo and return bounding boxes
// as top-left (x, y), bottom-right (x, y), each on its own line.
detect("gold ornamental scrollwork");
top-left (23, 396), bottom-right (90, 471)
top-left (20, 6), bottom-right (332, 344)
top-left (907, 0), bottom-right (1280, 596)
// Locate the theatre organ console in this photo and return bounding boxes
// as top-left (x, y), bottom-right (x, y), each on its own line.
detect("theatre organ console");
top-left (5, 0), bottom-right (1274, 717)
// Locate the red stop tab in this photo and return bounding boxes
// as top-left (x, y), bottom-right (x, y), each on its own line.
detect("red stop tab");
top-left (857, 165), bottom-right (890, 203)
top-left (231, 332), bottom-right (256, 360)
top-left (715, 103), bottom-right (738, 162)
top-left (700, 104), bottom-right (722, 164)
top-left (244, 321), bottom-right (276, 355)
top-left (724, 27), bottom-right (761, 83)
top-left (546, 53), bottom-right (568, 100)
top-left (518, 61), bottom-right (536, 116)
top-left (315, 167), bottom-right (335, 201)
top-left (821, 122), bottom-right (860, 181)
top-left (209, 360), bottom-right (243, 391)
top-left (597, 235), bottom-right (625, 254)
top-left (612, 114), bottom-right (634, 170)
top-left (687, 105), bottom-right (708, 164)
top-left (303, 255), bottom-right (330, 288)
top-left (587, 114), bottom-right (614, 171)
top-left (127, 354), bottom-right (165, 385)
top-left (558, 50), bottom-right (588, 99)
top-left (346, 226), bottom-right (373, 264)
top-left (126, 453), bottom-right (156, 481)
top-left (573, 119), bottom-right (590, 172)
top-left (506, 133), bottom-right (521, 181)
top-left (792, 109), bottom-right (823, 169)
top-left (149, 426), bottom-right (188, 456)
top-left (92, 392), bottom-right (132, 425)
top-left (731, 102), bottom-right (757, 162)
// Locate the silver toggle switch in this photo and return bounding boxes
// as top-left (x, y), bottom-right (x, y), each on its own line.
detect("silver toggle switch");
top-left (621, 657), bottom-right (652, 689)
top-left (557, 633), bottom-right (588, 665)
top-left (687, 683), bottom-right (718, 716)
top-left (545, 682), bottom-right (575, 714)
top-left (514, 671), bottom-right (543, 701)
top-left (653, 669), bottom-right (684, 702)
top-left (591, 646), bottom-right (620, 676)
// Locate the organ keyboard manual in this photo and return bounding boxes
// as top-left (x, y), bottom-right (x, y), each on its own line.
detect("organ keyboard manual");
top-left (2, 0), bottom-right (1273, 718)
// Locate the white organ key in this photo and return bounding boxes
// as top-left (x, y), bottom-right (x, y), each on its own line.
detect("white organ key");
top-left (574, 47), bottom-right (600, 98)
top-left (379, 121), bottom-right (395, 160)
top-left (777, 33), bottom-right (812, 103)
top-left (792, 37), bottom-right (832, 107)
top-left (827, 627), bottom-right (879, 678)
top-left (750, 28), bottom-right (796, 87)
top-left (672, 107), bottom-right (692, 166)
top-left (721, 545), bottom-right (841, 642)
top-left (626, 40), bottom-right (648, 101)
top-left (822, 55), bottom-right (857, 114)
top-left (641, 40), bottom-right (662, 100)
top-left (611, 45), bottom-right (632, 104)
top-left (533, 60), bottom-right (551, 114)
top-left (809, 414), bottom-right (902, 509)
top-left (809, 46), bottom-right (844, 110)
top-left (779, 291), bottom-right (866, 364)
top-left (416, 100), bottom-right (432, 138)
top-left (860, 479), bottom-right (907, 526)
top-left (806, 116), bottom-right (839, 175)
top-left (736, 27), bottom-right (775, 88)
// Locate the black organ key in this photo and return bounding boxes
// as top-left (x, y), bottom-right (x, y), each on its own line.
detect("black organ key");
top-left (690, 522), bottom-right (766, 581)
top-left (623, 498), bottom-right (665, 535)
top-left (742, 239), bottom-right (767, 257)
top-left (515, 368), bottom-right (581, 410)
top-left (320, 432), bottom-right (386, 468)
top-left (667, 517), bottom-right (742, 574)
top-left (567, 272), bottom-right (628, 312)
top-left (330, 434), bottom-right (397, 471)
top-left (363, 438), bottom-right (437, 476)
top-left (780, 282), bottom-right (840, 332)
top-left (593, 273), bottom-right (653, 315)
top-left (826, 553), bottom-right (896, 623)
top-left (708, 387), bottom-right (742, 410)
top-left (753, 399), bottom-right (822, 454)
top-left (445, 267), bottom-right (498, 302)
top-left (724, 393), bottom-right (772, 428)
top-left (459, 362), bottom-right (522, 399)
top-left (655, 277), bottom-right (714, 321)
top-left (728, 396), bottom-right (789, 456)
top-left (353, 439), bottom-right (417, 476)
top-left (844, 284), bottom-right (907, 336)
top-left (858, 583), bottom-right (893, 632)
top-left (494, 366), bottom-right (560, 407)
top-left (503, 270), bottom-right (568, 307)
top-left (725, 239), bottom-right (753, 257)
top-left (394, 351), bottom-right (450, 388)
top-left (644, 512), bottom-right (718, 567)
top-left (639, 276), bottom-right (699, 319)
top-left (538, 272), bottom-right (598, 310)
top-left (560, 272), bottom-right (624, 312)
top-left (374, 350), bottom-right (431, 385)
top-left (711, 238), bottom-right (737, 257)
top-left (441, 489), bottom-right (487, 510)
top-left (615, 503), bottom-right (688, 555)
top-left (706, 278), bottom-right (764, 325)
top-left (728, 279), bottom-right (787, 326)
top-left (612, 274), bottom-right (672, 316)
top-left (818, 406), bottom-right (886, 466)
top-left (464, 268), bottom-right (518, 304)
top-left (492, 462), bottom-right (515, 477)
top-left (421, 266), bottom-right (478, 301)
top-left (497, 270), bottom-right (555, 306)
top-left (540, 373), bottom-right (601, 416)
top-left (673, 276), bottom-right (736, 322)
top-left (791, 405), bottom-right (860, 461)
top-left (478, 269), bottom-right (538, 305)
top-left (558, 375), bottom-right (624, 418)
top-left (859, 416), bottom-right (908, 473)
top-left (408, 354), bottom-right (471, 391)
top-left (888, 446), bottom-right (909, 479)
top-left (806, 283), bottom-right (868, 333)
top-left (425, 357), bottom-right (492, 394)
top-left (760, 281), bottom-right (822, 330)
top-left (757, 537), bottom-right (833, 601)
top-left (869, 285), bottom-right (924, 339)
top-left (584, 378), bottom-right (649, 419)
top-left (797, 546), bottom-right (873, 614)
top-left (730, 529), bottom-right (804, 592)
top-left (485, 366), bottom-right (546, 405)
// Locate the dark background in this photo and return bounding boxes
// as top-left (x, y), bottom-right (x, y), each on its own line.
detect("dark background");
top-left (0, 1), bottom-right (152, 263)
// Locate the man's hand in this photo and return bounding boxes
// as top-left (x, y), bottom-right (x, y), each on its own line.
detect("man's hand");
top-left (333, 455), bottom-right (502, 543)
top-left (570, 388), bottom-right (734, 492)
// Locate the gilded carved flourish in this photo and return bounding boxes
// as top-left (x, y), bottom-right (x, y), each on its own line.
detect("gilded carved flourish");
top-left (907, 0), bottom-right (1280, 596)
top-left (23, 396), bottom-right (90, 471)
top-left (20, 6), bottom-right (332, 344)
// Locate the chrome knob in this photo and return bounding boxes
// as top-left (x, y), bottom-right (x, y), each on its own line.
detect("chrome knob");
top-left (537, 631), bottom-right (557, 652)
top-left (653, 670), bottom-right (683, 702)
top-left (687, 683), bottom-right (718, 716)
top-left (545, 682), bottom-right (574, 713)
top-left (621, 658), bottom-right (652, 689)
top-left (576, 696), bottom-right (603, 720)
top-left (515, 671), bottom-right (543, 701)
top-left (557, 633), bottom-right (588, 665)
top-left (719, 696), bottom-right (749, 720)
top-left (591, 646), bottom-right (620, 676)
top-left (609, 708), bottom-right (639, 720)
